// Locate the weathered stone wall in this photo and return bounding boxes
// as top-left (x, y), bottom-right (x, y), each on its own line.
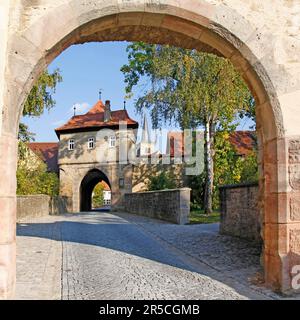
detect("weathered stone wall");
top-left (59, 163), bottom-right (133, 212)
top-left (124, 188), bottom-right (191, 225)
top-left (58, 128), bottom-right (137, 166)
top-left (219, 183), bottom-right (261, 244)
top-left (49, 196), bottom-right (72, 216)
top-left (17, 195), bottom-right (70, 222)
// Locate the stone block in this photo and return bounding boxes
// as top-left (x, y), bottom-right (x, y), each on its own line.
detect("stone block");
top-left (0, 243), bottom-right (16, 299)
top-left (21, 3), bottom-right (79, 53)
top-left (0, 197), bottom-right (16, 244)
top-left (200, 29), bottom-right (234, 58)
top-left (219, 183), bottom-right (261, 243)
top-left (161, 16), bottom-right (203, 40)
top-left (290, 195), bottom-right (300, 221)
top-left (0, 134), bottom-right (17, 198)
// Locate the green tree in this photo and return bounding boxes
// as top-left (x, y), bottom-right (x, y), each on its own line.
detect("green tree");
top-left (189, 131), bottom-right (258, 210)
top-left (213, 131), bottom-right (258, 208)
top-left (17, 161), bottom-right (59, 196)
top-left (147, 171), bottom-right (176, 191)
top-left (92, 183), bottom-right (105, 208)
top-left (19, 69), bottom-right (62, 142)
top-left (17, 69), bottom-right (62, 195)
top-left (121, 43), bottom-right (253, 213)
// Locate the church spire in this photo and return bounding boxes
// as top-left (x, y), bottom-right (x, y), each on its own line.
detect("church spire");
top-left (141, 113), bottom-right (151, 143)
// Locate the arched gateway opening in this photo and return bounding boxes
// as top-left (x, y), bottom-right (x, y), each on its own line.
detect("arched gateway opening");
top-left (80, 169), bottom-right (111, 212)
top-left (1, 1), bottom-right (299, 298)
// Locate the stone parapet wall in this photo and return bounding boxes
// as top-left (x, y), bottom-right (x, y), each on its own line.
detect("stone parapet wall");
top-left (49, 196), bottom-right (72, 216)
top-left (124, 188), bottom-right (191, 225)
top-left (17, 195), bottom-right (70, 222)
top-left (219, 183), bottom-right (261, 244)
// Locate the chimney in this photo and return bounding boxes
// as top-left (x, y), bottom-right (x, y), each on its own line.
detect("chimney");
top-left (104, 100), bottom-right (111, 122)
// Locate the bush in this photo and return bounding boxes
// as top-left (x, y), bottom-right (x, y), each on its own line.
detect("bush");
top-left (188, 173), bottom-right (205, 210)
top-left (147, 171), bottom-right (176, 191)
top-left (17, 162), bottom-right (59, 196)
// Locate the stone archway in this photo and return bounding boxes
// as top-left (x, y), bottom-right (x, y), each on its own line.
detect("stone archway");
top-left (80, 169), bottom-right (111, 212)
top-left (0, 1), bottom-right (300, 298)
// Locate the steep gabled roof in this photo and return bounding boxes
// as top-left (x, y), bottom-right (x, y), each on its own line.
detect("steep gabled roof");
top-left (55, 100), bottom-right (138, 137)
top-left (27, 142), bottom-right (59, 173)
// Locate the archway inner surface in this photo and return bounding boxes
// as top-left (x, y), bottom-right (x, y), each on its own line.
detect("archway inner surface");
top-left (80, 170), bottom-right (111, 212)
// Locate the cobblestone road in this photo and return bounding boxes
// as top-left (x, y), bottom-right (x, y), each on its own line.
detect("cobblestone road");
top-left (16, 212), bottom-right (284, 300)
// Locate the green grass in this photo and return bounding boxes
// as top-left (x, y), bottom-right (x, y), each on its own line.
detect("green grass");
top-left (189, 210), bottom-right (221, 224)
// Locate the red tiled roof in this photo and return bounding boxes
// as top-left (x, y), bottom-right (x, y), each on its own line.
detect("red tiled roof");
top-left (167, 132), bottom-right (184, 157)
top-left (167, 131), bottom-right (204, 157)
top-left (55, 100), bottom-right (138, 136)
top-left (86, 100), bottom-right (105, 114)
top-left (27, 142), bottom-right (59, 173)
top-left (99, 180), bottom-right (111, 191)
top-left (167, 130), bottom-right (256, 157)
top-left (229, 131), bottom-right (257, 156)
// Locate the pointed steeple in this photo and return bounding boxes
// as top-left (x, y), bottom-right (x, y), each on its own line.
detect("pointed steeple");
top-left (141, 113), bottom-right (151, 143)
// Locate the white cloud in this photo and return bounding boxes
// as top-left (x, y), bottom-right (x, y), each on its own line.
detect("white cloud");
top-left (69, 102), bottom-right (90, 115)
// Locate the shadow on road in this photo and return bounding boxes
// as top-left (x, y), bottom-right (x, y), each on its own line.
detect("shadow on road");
top-left (16, 211), bottom-right (272, 299)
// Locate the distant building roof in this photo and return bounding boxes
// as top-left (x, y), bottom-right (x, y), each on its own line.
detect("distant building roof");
top-left (166, 131), bottom-right (205, 157)
top-left (166, 130), bottom-right (256, 157)
top-left (27, 142), bottom-right (59, 173)
top-left (99, 180), bottom-right (111, 191)
top-left (229, 131), bottom-right (257, 156)
top-left (166, 131), bottom-right (185, 157)
top-left (55, 100), bottom-right (138, 137)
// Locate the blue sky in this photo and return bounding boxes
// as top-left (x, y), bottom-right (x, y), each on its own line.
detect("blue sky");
top-left (23, 41), bottom-right (147, 141)
top-left (22, 41), bottom-right (253, 150)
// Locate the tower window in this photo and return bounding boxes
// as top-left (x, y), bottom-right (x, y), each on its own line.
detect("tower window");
top-left (88, 137), bottom-right (95, 149)
top-left (109, 136), bottom-right (116, 147)
top-left (68, 139), bottom-right (75, 151)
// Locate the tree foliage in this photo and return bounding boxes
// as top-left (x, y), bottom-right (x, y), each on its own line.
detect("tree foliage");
top-left (19, 69), bottom-right (62, 142)
top-left (190, 131), bottom-right (258, 210)
top-left (147, 171), bottom-right (176, 191)
top-left (92, 183), bottom-right (105, 208)
top-left (17, 69), bottom-right (62, 195)
top-left (23, 69), bottom-right (62, 117)
top-left (121, 42), bottom-right (254, 213)
top-left (17, 160), bottom-right (59, 196)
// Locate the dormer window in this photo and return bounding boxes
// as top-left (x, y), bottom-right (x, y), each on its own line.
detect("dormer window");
top-left (68, 139), bottom-right (75, 151)
top-left (88, 137), bottom-right (95, 150)
top-left (109, 136), bottom-right (116, 148)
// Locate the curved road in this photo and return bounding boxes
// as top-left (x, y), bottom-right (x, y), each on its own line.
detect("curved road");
top-left (16, 212), bottom-right (276, 300)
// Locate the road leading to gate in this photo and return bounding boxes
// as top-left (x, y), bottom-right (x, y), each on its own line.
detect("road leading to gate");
top-left (16, 212), bottom-right (281, 300)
